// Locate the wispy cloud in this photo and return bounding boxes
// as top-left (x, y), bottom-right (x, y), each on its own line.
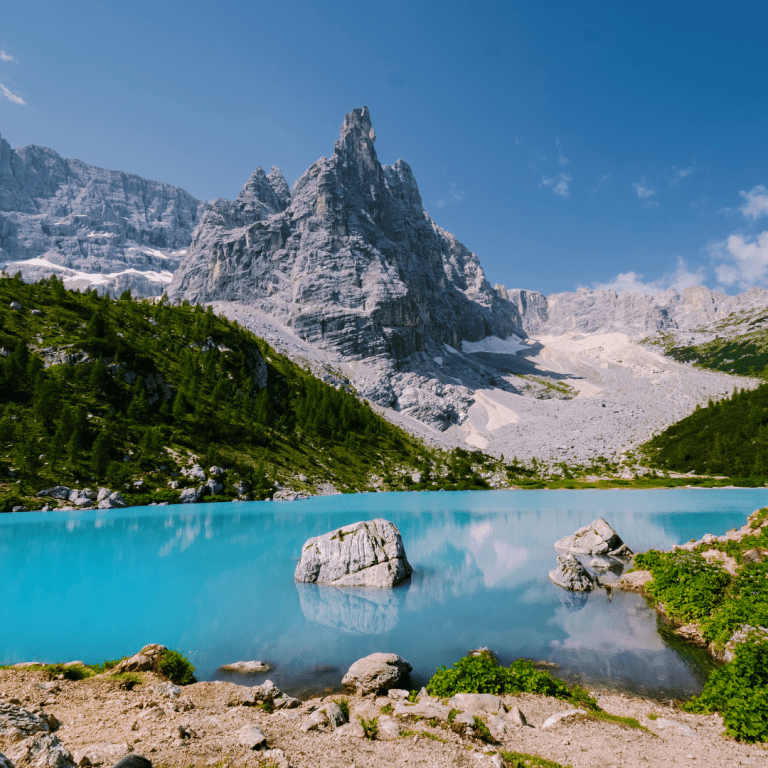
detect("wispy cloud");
top-left (540, 172), bottom-right (572, 199)
top-left (632, 179), bottom-right (656, 200)
top-left (448, 182), bottom-right (466, 202)
top-left (712, 231), bottom-right (768, 289)
top-left (664, 165), bottom-right (695, 186)
top-left (739, 185), bottom-right (768, 221)
top-left (0, 50), bottom-right (15, 63)
top-left (591, 173), bottom-right (611, 194)
top-left (0, 84), bottom-right (25, 105)
top-left (434, 199), bottom-right (446, 208)
top-left (592, 258), bottom-right (704, 295)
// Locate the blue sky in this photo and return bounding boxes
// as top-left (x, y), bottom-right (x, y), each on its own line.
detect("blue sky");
top-left (1, 0), bottom-right (767, 296)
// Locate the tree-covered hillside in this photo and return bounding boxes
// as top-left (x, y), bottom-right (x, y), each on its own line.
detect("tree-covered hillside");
top-left (0, 274), bottom-right (434, 510)
top-left (642, 384), bottom-right (768, 480)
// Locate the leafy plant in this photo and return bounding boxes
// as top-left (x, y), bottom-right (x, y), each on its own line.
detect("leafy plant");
top-left (633, 550), bottom-right (731, 623)
top-left (110, 672), bottom-right (142, 690)
top-left (379, 703), bottom-right (393, 715)
top-left (472, 715), bottom-right (494, 744)
top-left (500, 751), bottom-right (571, 768)
top-left (407, 689), bottom-right (420, 703)
top-left (156, 649), bottom-right (196, 685)
top-left (359, 716), bottom-right (378, 740)
top-left (426, 653), bottom-right (599, 711)
top-left (334, 698), bottom-right (349, 719)
top-left (42, 663), bottom-right (91, 681)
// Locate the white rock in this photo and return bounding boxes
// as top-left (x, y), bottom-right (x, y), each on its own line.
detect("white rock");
top-left (219, 660), bottom-right (271, 673)
top-left (447, 693), bottom-right (505, 716)
top-left (554, 518), bottom-right (629, 555)
top-left (179, 487), bottom-right (202, 504)
top-left (237, 724), bottom-right (267, 749)
top-left (651, 718), bottom-right (700, 738)
top-left (549, 553), bottom-right (594, 592)
top-left (507, 706), bottom-right (530, 727)
top-left (540, 709), bottom-right (586, 730)
top-left (342, 653), bottom-right (412, 695)
top-left (294, 519), bottom-right (412, 587)
top-left (376, 716), bottom-right (400, 740)
top-left (6, 734), bottom-right (75, 768)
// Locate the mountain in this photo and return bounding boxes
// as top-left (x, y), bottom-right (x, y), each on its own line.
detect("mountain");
top-left (0, 275), bottom-right (444, 512)
top-left (0, 133), bottom-right (204, 296)
top-left (501, 284), bottom-right (768, 339)
top-left (166, 108), bottom-right (522, 426)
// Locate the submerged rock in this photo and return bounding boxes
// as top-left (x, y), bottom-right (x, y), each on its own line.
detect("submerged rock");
top-left (554, 518), bottom-right (631, 556)
top-left (549, 553), bottom-right (594, 592)
top-left (294, 519), bottom-right (412, 588)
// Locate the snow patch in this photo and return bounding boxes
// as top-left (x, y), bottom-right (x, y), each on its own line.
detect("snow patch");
top-left (461, 335), bottom-right (527, 355)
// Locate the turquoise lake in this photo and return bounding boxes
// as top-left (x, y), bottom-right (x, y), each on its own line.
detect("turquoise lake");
top-left (3, 489), bottom-right (767, 699)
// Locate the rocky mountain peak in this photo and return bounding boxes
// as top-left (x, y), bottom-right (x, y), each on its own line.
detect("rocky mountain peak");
top-left (333, 106), bottom-right (381, 183)
top-left (235, 166), bottom-right (286, 217)
top-left (267, 165), bottom-right (291, 207)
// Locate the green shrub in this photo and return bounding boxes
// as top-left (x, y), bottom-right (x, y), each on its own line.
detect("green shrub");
top-left (334, 698), bottom-right (350, 719)
top-left (110, 672), bottom-right (142, 690)
top-left (359, 716), bottom-right (378, 740)
top-left (472, 715), bottom-right (494, 744)
top-left (700, 562), bottom-right (768, 648)
top-left (426, 653), bottom-right (598, 711)
top-left (42, 663), bottom-right (91, 681)
top-left (500, 751), bottom-right (571, 768)
top-left (684, 632), bottom-right (768, 742)
top-left (156, 649), bottom-right (196, 685)
top-left (379, 703), bottom-right (393, 715)
top-left (407, 689), bottom-right (420, 703)
top-left (633, 550), bottom-right (731, 623)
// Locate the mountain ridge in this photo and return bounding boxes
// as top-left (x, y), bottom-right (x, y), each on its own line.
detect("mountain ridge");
top-left (0, 132), bottom-right (204, 296)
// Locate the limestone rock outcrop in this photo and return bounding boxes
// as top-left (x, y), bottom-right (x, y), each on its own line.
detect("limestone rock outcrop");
top-left (341, 652), bottom-right (412, 694)
top-left (294, 518), bottom-right (412, 587)
top-left (167, 108), bottom-right (522, 425)
top-left (554, 518), bottom-right (631, 556)
top-left (505, 284), bottom-right (768, 339)
top-left (0, 133), bottom-right (203, 296)
top-left (548, 553), bottom-right (594, 592)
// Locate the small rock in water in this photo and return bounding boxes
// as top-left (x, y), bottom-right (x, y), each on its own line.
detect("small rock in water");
top-left (219, 660), bottom-right (271, 674)
top-left (549, 553), bottom-right (594, 591)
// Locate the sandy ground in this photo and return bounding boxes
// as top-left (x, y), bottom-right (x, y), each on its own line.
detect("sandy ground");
top-left (1, 668), bottom-right (766, 768)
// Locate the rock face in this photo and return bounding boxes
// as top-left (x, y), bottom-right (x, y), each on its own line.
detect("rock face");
top-left (549, 553), bottom-right (594, 592)
top-left (294, 518), bottom-right (412, 587)
top-left (341, 652), bottom-right (412, 695)
top-left (167, 108), bottom-right (521, 425)
top-left (0, 133), bottom-right (203, 296)
top-left (505, 284), bottom-right (768, 339)
top-left (554, 518), bottom-right (630, 556)
top-left (110, 644), bottom-right (167, 675)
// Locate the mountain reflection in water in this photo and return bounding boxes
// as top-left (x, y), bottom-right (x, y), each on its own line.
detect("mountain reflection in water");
top-left (1, 489), bottom-right (764, 698)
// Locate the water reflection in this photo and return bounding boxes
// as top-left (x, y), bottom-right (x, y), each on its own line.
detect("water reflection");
top-left (0, 489), bottom-right (762, 697)
top-left (296, 582), bottom-right (408, 634)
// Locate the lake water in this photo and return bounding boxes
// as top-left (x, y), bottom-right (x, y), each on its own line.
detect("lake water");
top-left (3, 489), bottom-right (767, 700)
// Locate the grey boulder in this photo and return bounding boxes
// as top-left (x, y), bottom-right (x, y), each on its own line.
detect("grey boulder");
top-left (179, 487), bottom-right (202, 504)
top-left (554, 518), bottom-right (631, 556)
top-left (237, 725), bottom-right (266, 750)
top-left (35, 487), bottom-right (70, 501)
top-left (341, 652), bottom-right (412, 695)
top-left (0, 703), bottom-right (50, 739)
top-left (6, 734), bottom-right (75, 768)
top-left (111, 644), bottom-right (167, 674)
top-left (294, 519), bottom-right (412, 588)
top-left (97, 493), bottom-right (127, 510)
top-left (549, 553), bottom-right (594, 592)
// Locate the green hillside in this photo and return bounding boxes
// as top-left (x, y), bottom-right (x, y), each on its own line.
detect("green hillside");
top-left (0, 274), bottom-right (435, 510)
top-left (666, 333), bottom-right (768, 378)
top-left (642, 384), bottom-right (768, 480)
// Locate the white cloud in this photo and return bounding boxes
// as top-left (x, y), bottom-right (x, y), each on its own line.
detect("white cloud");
top-left (665, 165), bottom-right (694, 186)
top-left (632, 179), bottom-right (655, 200)
top-left (540, 172), bottom-right (572, 199)
top-left (0, 50), bottom-right (15, 63)
top-left (449, 182), bottom-right (466, 202)
top-left (434, 199), bottom-right (446, 208)
top-left (713, 231), bottom-right (768, 289)
top-left (591, 173), bottom-right (611, 194)
top-left (592, 258), bottom-right (704, 295)
top-left (739, 185), bottom-right (768, 221)
top-left (0, 84), bottom-right (25, 105)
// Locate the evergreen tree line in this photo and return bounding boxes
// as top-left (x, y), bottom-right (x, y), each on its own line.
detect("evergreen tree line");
top-left (644, 384), bottom-right (768, 477)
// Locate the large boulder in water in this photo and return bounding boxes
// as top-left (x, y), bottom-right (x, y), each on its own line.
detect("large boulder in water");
top-left (294, 519), bottom-right (412, 587)
top-left (549, 553), bottom-right (594, 592)
top-left (554, 518), bottom-right (631, 556)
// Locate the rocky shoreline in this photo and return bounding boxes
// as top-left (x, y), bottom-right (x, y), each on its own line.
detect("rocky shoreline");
top-left (2, 650), bottom-right (766, 768)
